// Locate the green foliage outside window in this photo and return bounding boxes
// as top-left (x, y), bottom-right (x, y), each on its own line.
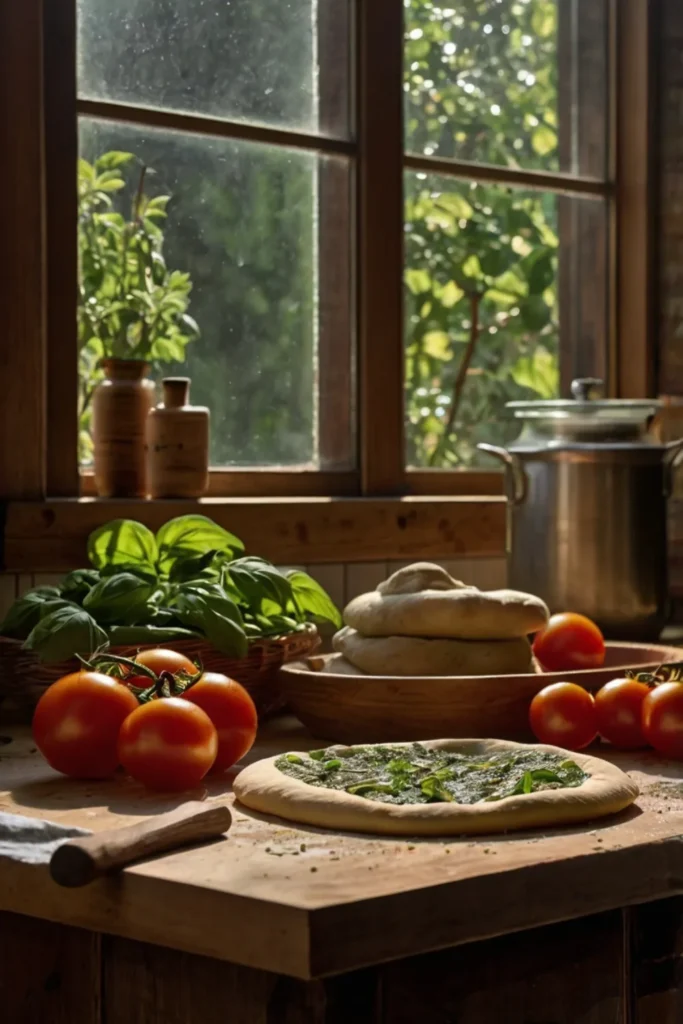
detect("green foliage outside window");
top-left (77, 0), bottom-right (565, 469)
top-left (404, 0), bottom-right (561, 467)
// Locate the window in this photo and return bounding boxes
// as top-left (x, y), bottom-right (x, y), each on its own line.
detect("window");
top-left (0, 1), bottom-right (655, 507)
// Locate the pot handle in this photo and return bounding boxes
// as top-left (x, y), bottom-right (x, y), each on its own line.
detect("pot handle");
top-left (664, 437), bottom-right (683, 496)
top-left (477, 443), bottom-right (528, 505)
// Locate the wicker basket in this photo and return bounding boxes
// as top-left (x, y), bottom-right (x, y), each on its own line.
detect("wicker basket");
top-left (0, 625), bottom-right (320, 723)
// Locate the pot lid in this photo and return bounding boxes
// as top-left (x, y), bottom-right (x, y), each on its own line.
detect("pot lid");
top-left (506, 378), bottom-right (661, 444)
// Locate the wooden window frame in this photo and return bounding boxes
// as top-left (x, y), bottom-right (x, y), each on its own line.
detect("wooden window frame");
top-left (0, 0), bottom-right (657, 567)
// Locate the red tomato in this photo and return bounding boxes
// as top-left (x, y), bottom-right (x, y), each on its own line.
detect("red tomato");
top-left (133, 648), bottom-right (197, 677)
top-left (183, 673), bottom-right (258, 771)
top-left (532, 613), bottom-right (605, 672)
top-left (32, 671), bottom-right (139, 778)
top-left (594, 678), bottom-right (650, 749)
top-left (529, 682), bottom-right (598, 750)
top-left (118, 698), bottom-right (217, 791)
top-left (642, 683), bottom-right (683, 759)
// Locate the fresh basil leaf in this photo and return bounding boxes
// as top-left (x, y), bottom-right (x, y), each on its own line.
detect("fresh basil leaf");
top-left (0, 587), bottom-right (63, 639)
top-left (88, 519), bottom-right (158, 574)
top-left (60, 569), bottom-right (101, 603)
top-left (248, 612), bottom-right (299, 637)
top-left (156, 515), bottom-right (244, 575)
top-left (107, 624), bottom-right (201, 645)
top-left (83, 573), bottom-right (157, 625)
top-left (174, 590), bottom-right (247, 658)
top-left (512, 771), bottom-right (535, 796)
top-left (168, 549), bottom-right (220, 583)
top-left (99, 563), bottom-right (158, 584)
top-left (287, 570), bottom-right (342, 628)
top-left (145, 607), bottom-right (179, 627)
top-left (23, 605), bottom-right (108, 664)
top-left (420, 776), bottom-right (455, 802)
top-left (227, 558), bottom-right (293, 611)
top-left (528, 769), bottom-right (564, 784)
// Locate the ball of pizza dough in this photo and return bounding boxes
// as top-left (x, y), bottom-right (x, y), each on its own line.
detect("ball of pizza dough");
top-left (343, 563), bottom-right (548, 641)
top-left (333, 626), bottom-right (533, 677)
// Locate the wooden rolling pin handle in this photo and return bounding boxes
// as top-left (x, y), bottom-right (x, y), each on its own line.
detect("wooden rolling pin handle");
top-left (49, 801), bottom-right (232, 888)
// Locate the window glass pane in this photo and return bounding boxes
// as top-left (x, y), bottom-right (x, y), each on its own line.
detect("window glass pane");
top-left (79, 118), bottom-right (353, 468)
top-left (404, 0), bottom-right (608, 178)
top-left (78, 0), bottom-right (350, 138)
top-left (404, 171), bottom-right (607, 468)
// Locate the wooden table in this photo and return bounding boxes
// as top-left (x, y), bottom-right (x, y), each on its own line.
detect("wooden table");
top-left (3, 719), bottom-right (683, 1022)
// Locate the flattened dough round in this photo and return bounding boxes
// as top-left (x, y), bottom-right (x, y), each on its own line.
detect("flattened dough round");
top-left (233, 739), bottom-right (639, 836)
top-left (333, 627), bottom-right (533, 676)
top-left (320, 653), bottom-right (367, 675)
top-left (344, 588), bottom-right (549, 640)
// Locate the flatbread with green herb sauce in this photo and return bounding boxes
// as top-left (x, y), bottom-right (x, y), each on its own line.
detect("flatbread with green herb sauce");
top-left (233, 739), bottom-right (638, 835)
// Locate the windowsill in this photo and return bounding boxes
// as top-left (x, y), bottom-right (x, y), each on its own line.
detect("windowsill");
top-left (1, 495), bottom-right (507, 572)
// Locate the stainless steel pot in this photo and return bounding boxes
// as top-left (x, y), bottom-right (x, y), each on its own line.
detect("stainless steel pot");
top-left (478, 379), bottom-right (683, 640)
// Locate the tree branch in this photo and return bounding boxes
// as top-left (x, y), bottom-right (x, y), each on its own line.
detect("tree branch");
top-left (429, 291), bottom-right (482, 467)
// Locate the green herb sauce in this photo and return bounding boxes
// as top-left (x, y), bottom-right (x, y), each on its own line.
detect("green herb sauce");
top-left (276, 744), bottom-right (589, 806)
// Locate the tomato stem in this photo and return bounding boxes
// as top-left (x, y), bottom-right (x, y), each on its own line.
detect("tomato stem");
top-left (90, 652), bottom-right (159, 682)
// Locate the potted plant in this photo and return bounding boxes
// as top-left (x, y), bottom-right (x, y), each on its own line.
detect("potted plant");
top-left (78, 151), bottom-right (199, 496)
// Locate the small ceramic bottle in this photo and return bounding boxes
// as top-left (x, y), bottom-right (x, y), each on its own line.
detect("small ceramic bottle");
top-left (146, 378), bottom-right (210, 499)
top-left (92, 359), bottom-right (156, 498)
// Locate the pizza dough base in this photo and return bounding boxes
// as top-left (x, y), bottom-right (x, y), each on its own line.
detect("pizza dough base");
top-left (333, 627), bottom-right (533, 676)
top-left (344, 589), bottom-right (549, 641)
top-left (233, 739), bottom-right (639, 836)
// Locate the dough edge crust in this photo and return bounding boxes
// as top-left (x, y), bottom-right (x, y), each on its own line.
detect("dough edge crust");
top-left (233, 738), bottom-right (639, 836)
top-left (344, 589), bottom-right (549, 640)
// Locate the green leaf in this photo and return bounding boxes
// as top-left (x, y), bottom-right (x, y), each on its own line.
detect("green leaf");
top-left (520, 295), bottom-right (551, 331)
top-left (511, 771), bottom-right (535, 796)
top-left (347, 782), bottom-right (397, 797)
top-left (60, 569), bottom-right (101, 604)
top-left (0, 587), bottom-right (64, 640)
top-left (531, 124), bottom-right (557, 157)
top-left (461, 254), bottom-right (482, 280)
top-left (439, 280), bottom-right (465, 308)
top-left (83, 572), bottom-right (157, 625)
top-left (168, 550), bottom-right (220, 583)
top-left (435, 193), bottom-right (473, 220)
top-left (510, 347), bottom-right (558, 399)
top-left (228, 558), bottom-right (293, 612)
top-left (286, 571), bottom-right (342, 628)
top-left (520, 247), bottom-right (555, 296)
top-left (23, 605), bottom-right (108, 664)
top-left (94, 151), bottom-right (135, 171)
top-left (107, 624), bottom-right (201, 645)
top-left (420, 776), bottom-right (455, 802)
top-left (531, 5), bottom-right (556, 38)
top-left (405, 268), bottom-right (431, 295)
top-left (156, 516), bottom-right (244, 575)
top-left (422, 331), bottom-right (452, 359)
top-left (88, 519), bottom-right (158, 575)
top-left (173, 589), bottom-right (248, 657)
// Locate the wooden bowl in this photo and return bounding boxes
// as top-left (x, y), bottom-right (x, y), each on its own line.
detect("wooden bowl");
top-left (278, 642), bottom-right (683, 744)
